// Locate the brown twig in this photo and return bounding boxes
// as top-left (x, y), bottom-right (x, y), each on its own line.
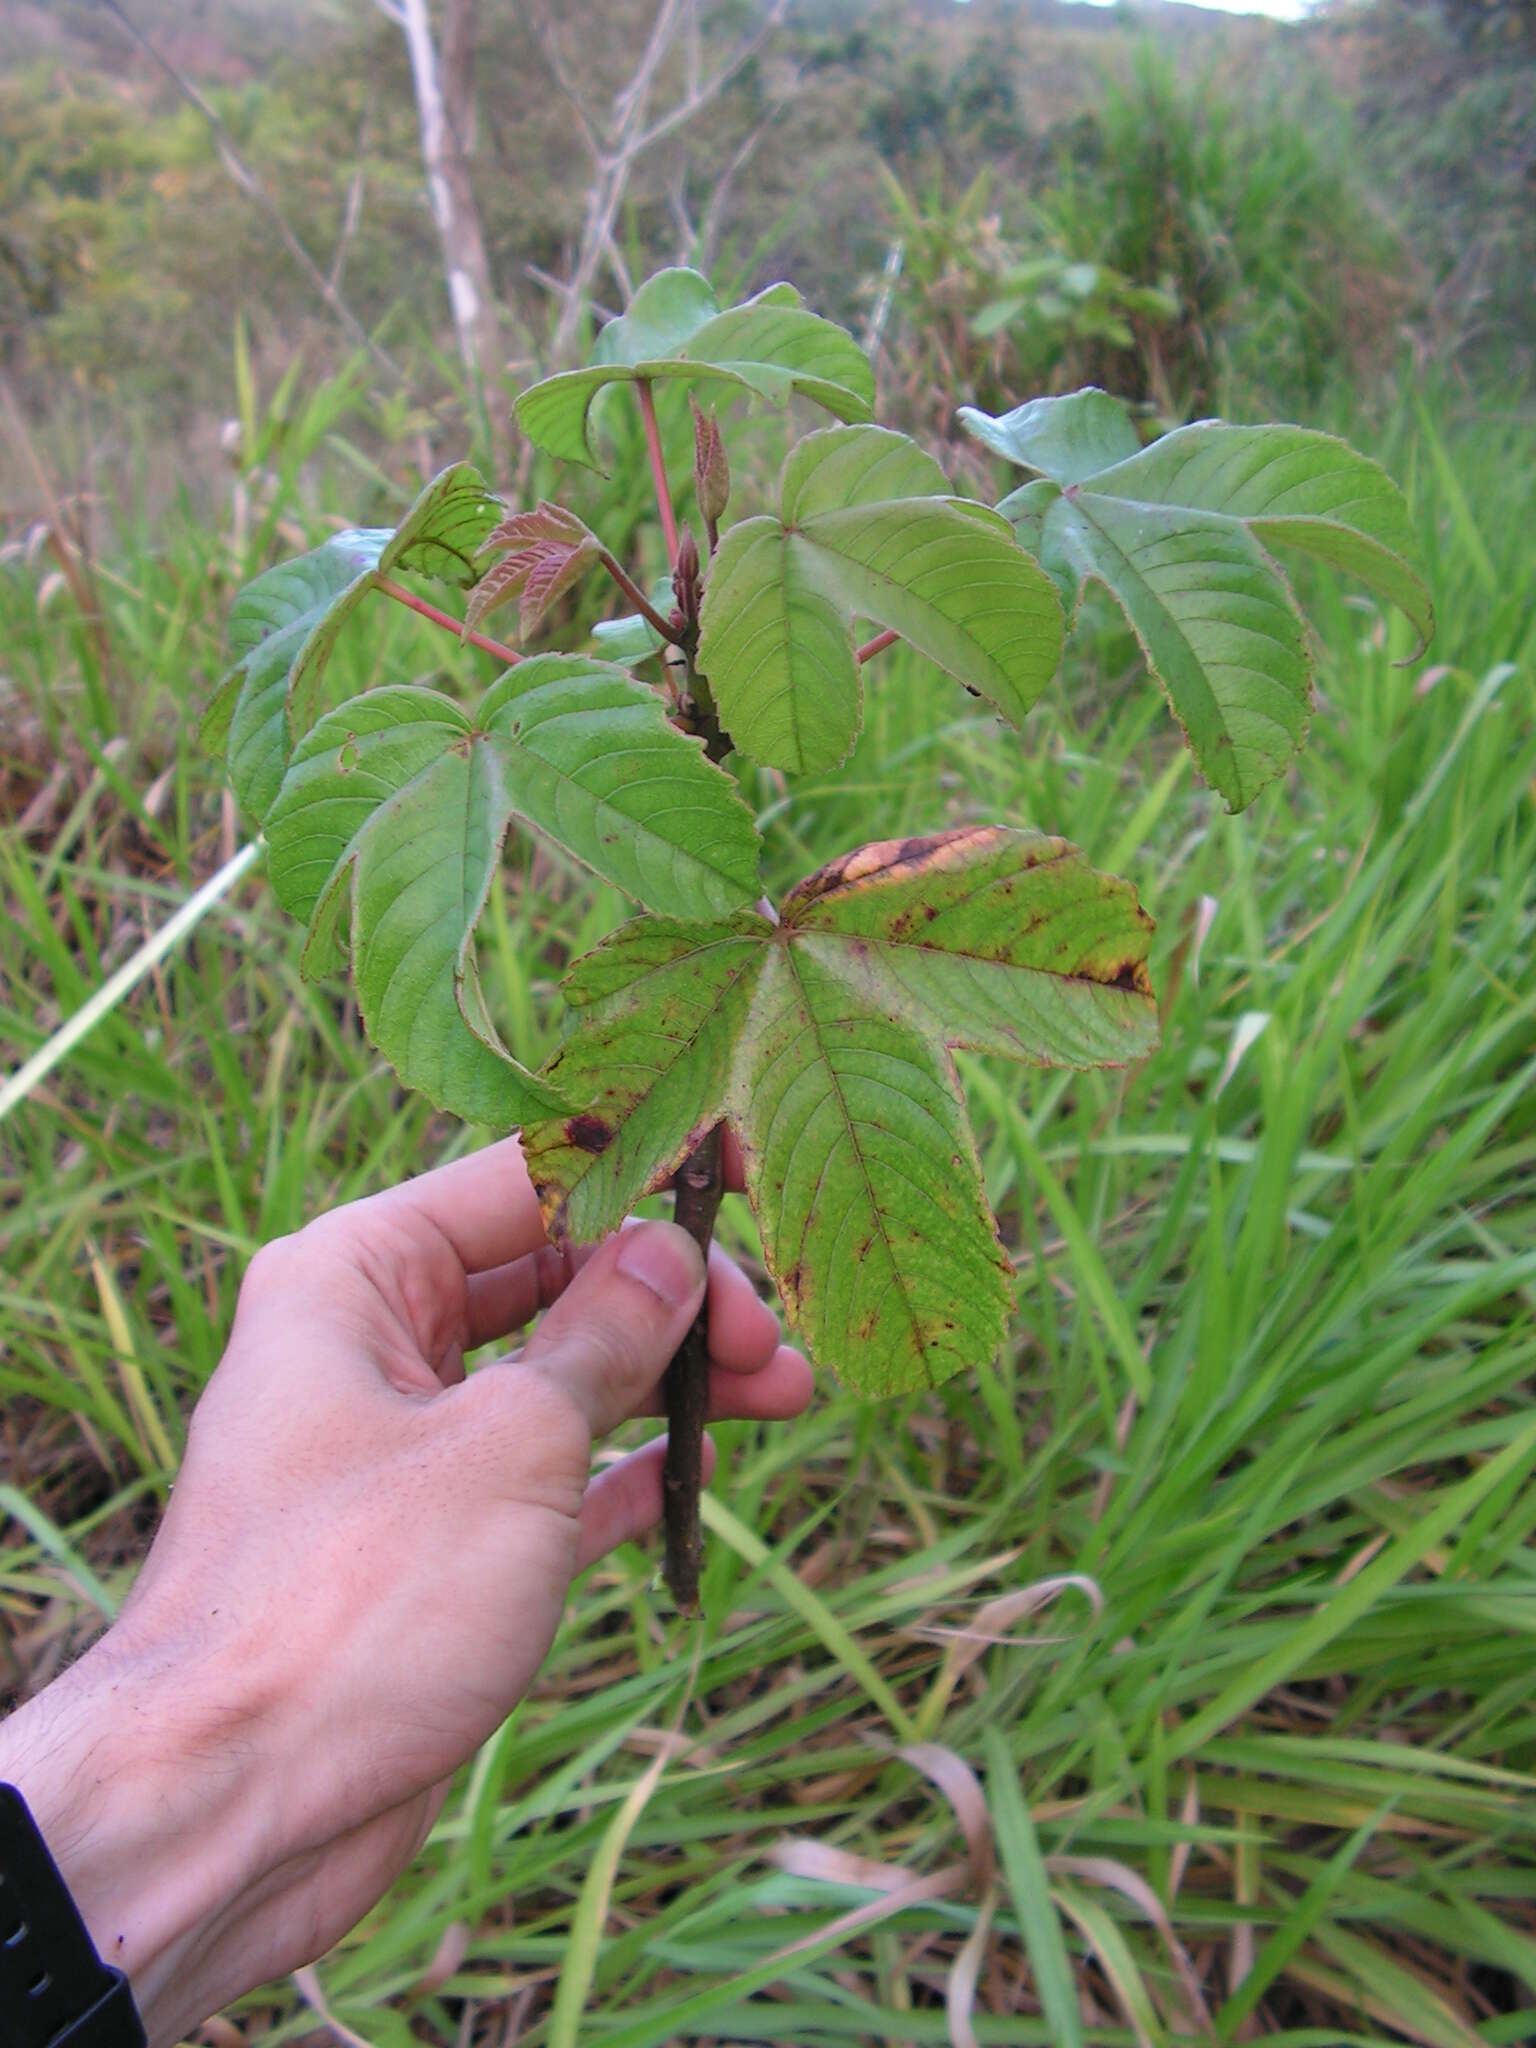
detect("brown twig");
top-left (656, 605), bottom-right (736, 1610)
top-left (0, 373), bottom-right (114, 686)
top-left (664, 1123), bottom-right (724, 1614)
top-left (537, 0), bottom-right (791, 362)
top-left (99, 0), bottom-right (407, 389)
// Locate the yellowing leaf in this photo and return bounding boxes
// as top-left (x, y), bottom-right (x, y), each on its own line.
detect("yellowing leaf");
top-left (524, 828), bottom-right (1156, 1393)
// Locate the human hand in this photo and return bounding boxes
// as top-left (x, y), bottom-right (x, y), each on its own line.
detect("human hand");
top-left (0, 1134), bottom-right (811, 2043)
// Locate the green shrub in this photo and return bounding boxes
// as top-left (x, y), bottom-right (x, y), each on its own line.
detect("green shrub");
top-left (1034, 46), bottom-right (1404, 413)
top-left (872, 45), bottom-right (1407, 442)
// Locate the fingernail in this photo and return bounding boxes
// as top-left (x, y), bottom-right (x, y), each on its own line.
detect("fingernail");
top-left (615, 1221), bottom-right (705, 1308)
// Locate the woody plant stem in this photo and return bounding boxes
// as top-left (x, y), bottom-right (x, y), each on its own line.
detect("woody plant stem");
top-left (633, 376), bottom-right (726, 1612)
top-left (384, 506), bottom-right (711, 1608)
top-left (631, 384), bottom-right (900, 1608)
top-left (380, 394), bottom-right (898, 1611)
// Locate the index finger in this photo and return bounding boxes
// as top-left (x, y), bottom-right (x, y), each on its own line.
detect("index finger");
top-left (358, 1122), bottom-right (746, 1279)
top-left (360, 1132), bottom-right (548, 1274)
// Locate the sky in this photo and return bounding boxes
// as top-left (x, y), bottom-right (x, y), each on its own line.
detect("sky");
top-left (961, 0), bottom-right (1318, 16)
top-left (1107, 0), bottom-right (1315, 15)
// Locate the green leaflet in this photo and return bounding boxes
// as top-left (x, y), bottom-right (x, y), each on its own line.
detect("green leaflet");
top-left (591, 611), bottom-right (665, 665)
top-left (208, 463), bottom-right (504, 821)
top-left (266, 689), bottom-right (568, 1125)
top-left (591, 574), bottom-right (677, 666)
top-left (958, 387), bottom-right (1142, 486)
top-left (963, 391), bottom-right (1433, 811)
top-left (1050, 492), bottom-right (1314, 814)
top-left (514, 269), bottom-right (875, 471)
top-left (262, 657), bottom-right (763, 1122)
top-left (696, 426), bottom-right (1064, 774)
top-left (523, 827), bottom-right (1157, 1394)
top-left (1087, 423), bottom-right (1434, 654)
top-left (205, 528), bottom-right (388, 818)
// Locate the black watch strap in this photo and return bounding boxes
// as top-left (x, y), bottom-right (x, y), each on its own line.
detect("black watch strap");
top-left (0, 1784), bottom-right (147, 2048)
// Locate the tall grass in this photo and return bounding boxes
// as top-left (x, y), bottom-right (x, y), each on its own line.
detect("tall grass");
top-left (2, 369), bottom-right (1533, 2042)
top-left (876, 45), bottom-right (1407, 436)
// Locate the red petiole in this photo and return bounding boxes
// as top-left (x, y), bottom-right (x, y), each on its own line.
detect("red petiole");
top-left (637, 380), bottom-right (681, 566)
top-left (598, 550), bottom-right (684, 646)
top-left (375, 576), bottom-right (522, 667)
top-left (856, 627), bottom-right (900, 664)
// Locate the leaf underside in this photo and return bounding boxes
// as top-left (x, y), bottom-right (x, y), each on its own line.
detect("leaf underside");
top-left (514, 270), bottom-right (876, 470)
top-left (697, 426), bottom-right (1064, 774)
top-left (208, 463), bottom-right (504, 821)
top-left (963, 392), bottom-right (1434, 810)
top-left (523, 827), bottom-right (1157, 1395)
top-left (262, 655), bottom-right (763, 1124)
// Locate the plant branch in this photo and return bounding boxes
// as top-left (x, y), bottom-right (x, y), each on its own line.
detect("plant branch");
top-left (664, 1123), bottom-right (724, 1614)
top-left (380, 0), bottom-right (502, 429)
top-left (100, 0), bottom-right (408, 390)
top-left (857, 628), bottom-right (900, 664)
top-left (629, 0), bottom-right (791, 157)
top-left (543, 0), bottom-right (790, 361)
top-left (374, 577), bottom-right (522, 665)
top-left (638, 382), bottom-right (681, 565)
top-left (599, 550), bottom-right (683, 645)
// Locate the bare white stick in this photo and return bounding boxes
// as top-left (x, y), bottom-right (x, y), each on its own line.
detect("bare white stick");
top-left (0, 841), bottom-right (262, 1127)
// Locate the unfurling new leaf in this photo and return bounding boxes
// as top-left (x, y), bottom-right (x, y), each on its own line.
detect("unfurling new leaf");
top-left (960, 388), bottom-right (1433, 810)
top-left (262, 656), bottom-right (762, 1123)
top-left (467, 503), bottom-right (602, 638)
top-left (523, 828), bottom-right (1157, 1395)
top-left (691, 396), bottom-right (730, 532)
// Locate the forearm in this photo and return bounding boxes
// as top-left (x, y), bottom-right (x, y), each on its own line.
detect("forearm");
top-left (0, 1629), bottom-right (270, 2044)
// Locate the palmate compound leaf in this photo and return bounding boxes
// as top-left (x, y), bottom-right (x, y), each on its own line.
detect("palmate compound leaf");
top-left (513, 268), bottom-right (875, 471)
top-left (203, 463), bottom-right (504, 821)
top-left (262, 655), bottom-right (763, 1124)
top-left (959, 388), bottom-right (1434, 811)
top-left (523, 828), bottom-right (1157, 1395)
top-left (695, 426), bottom-right (1064, 774)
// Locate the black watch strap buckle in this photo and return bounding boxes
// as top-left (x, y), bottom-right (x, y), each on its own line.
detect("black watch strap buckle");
top-left (0, 1784), bottom-right (148, 2048)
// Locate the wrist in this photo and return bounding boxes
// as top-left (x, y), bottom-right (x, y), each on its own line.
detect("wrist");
top-left (0, 1628), bottom-right (273, 2041)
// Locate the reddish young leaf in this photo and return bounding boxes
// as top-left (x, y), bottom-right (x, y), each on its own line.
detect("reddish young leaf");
top-left (468, 502), bottom-right (602, 637)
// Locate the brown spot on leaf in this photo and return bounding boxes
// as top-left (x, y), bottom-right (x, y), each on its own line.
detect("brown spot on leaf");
top-left (564, 1113), bottom-right (614, 1155)
top-left (780, 827), bottom-right (1005, 918)
top-left (1107, 958), bottom-right (1155, 996)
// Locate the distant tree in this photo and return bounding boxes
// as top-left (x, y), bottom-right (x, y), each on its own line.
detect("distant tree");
top-left (371, 0), bottom-right (500, 412)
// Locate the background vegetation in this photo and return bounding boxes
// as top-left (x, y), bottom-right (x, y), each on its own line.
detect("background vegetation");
top-left (2, 0), bottom-right (1533, 2042)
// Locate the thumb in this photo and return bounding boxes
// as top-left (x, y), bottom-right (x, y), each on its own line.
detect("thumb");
top-left (518, 1221), bottom-right (706, 1438)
